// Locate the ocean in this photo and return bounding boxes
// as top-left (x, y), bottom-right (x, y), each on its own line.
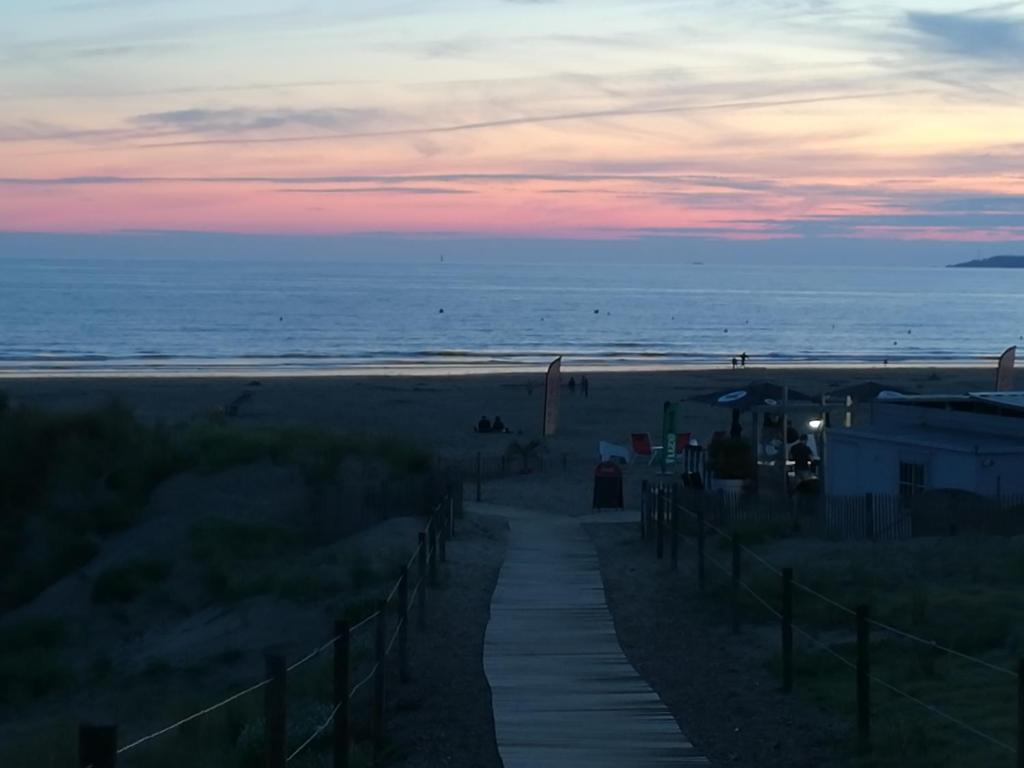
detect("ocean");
top-left (1, 255), bottom-right (1022, 374)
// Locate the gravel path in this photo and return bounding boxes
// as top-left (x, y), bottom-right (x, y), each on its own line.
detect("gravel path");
top-left (587, 521), bottom-right (852, 768)
top-left (387, 513), bottom-right (508, 768)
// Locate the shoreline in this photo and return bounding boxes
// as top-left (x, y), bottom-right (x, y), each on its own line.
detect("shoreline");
top-left (0, 359), bottom-right (997, 380)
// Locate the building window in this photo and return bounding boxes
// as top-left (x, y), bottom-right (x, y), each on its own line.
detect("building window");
top-left (899, 461), bottom-right (925, 501)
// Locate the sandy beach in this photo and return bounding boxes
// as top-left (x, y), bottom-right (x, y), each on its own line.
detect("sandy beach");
top-left (0, 365), bottom-right (998, 465)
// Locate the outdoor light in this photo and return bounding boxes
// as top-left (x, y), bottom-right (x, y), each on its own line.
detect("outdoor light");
top-left (808, 419), bottom-right (824, 430)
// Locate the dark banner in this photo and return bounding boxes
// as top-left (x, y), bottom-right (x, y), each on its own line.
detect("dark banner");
top-left (542, 356), bottom-right (562, 436)
top-left (996, 346), bottom-right (1016, 391)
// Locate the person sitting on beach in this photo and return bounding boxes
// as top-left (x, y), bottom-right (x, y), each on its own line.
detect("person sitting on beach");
top-left (477, 416), bottom-right (492, 433)
top-left (790, 434), bottom-right (814, 476)
top-left (492, 416), bottom-right (508, 433)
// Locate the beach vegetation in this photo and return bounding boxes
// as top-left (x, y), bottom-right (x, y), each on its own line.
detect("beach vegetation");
top-left (709, 533), bottom-right (1024, 767)
top-left (505, 438), bottom-right (544, 474)
top-left (91, 558), bottom-right (172, 604)
top-left (0, 400), bottom-right (432, 611)
top-left (0, 618), bottom-right (72, 709)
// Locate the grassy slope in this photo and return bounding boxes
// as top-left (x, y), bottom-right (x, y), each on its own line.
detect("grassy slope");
top-left (703, 519), bottom-right (1024, 767)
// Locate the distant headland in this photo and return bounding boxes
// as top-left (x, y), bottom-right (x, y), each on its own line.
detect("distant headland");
top-left (948, 255), bottom-right (1024, 268)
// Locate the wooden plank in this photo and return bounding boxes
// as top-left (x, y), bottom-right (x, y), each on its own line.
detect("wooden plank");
top-left (483, 507), bottom-right (708, 767)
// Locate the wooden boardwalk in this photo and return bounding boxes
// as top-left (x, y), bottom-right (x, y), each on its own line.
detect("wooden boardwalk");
top-left (481, 505), bottom-right (707, 767)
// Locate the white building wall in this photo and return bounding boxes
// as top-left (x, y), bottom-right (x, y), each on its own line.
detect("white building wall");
top-left (823, 433), bottom-right (1023, 495)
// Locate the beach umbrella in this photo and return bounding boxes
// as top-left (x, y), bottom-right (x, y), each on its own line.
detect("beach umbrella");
top-left (827, 381), bottom-right (910, 403)
top-left (690, 381), bottom-right (814, 410)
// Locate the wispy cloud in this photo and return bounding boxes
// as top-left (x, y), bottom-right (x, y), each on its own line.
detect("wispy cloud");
top-left (130, 107), bottom-right (385, 135)
top-left (906, 9), bottom-right (1024, 59)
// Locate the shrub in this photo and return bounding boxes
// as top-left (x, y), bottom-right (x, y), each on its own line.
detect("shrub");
top-left (91, 559), bottom-right (171, 604)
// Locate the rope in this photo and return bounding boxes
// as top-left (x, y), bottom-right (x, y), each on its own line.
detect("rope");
top-left (287, 631), bottom-right (343, 673)
top-left (117, 677), bottom-right (272, 754)
top-left (790, 622), bottom-right (857, 671)
top-left (790, 579), bottom-right (857, 616)
top-left (655, 498), bottom-right (1017, 757)
top-left (385, 576), bottom-right (402, 606)
top-left (349, 610), bottom-right (380, 636)
top-left (739, 545), bottom-right (783, 577)
top-left (386, 617), bottom-right (403, 656)
top-left (868, 618), bottom-right (1018, 679)
top-left (737, 579), bottom-right (782, 620)
top-left (286, 699), bottom-right (344, 762)
top-left (349, 664), bottom-right (377, 700)
top-left (870, 673), bottom-right (1016, 754)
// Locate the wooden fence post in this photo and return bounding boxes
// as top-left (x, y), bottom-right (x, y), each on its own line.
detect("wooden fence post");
top-left (333, 620), bottom-right (351, 768)
top-left (640, 480), bottom-right (649, 540)
top-left (418, 532), bottom-right (428, 630)
top-left (373, 601), bottom-right (387, 761)
top-left (857, 605), bottom-right (871, 753)
top-left (670, 487), bottom-right (679, 571)
top-left (265, 652), bottom-right (287, 768)
top-left (398, 568), bottom-right (410, 683)
top-left (1017, 658), bottom-right (1023, 768)
top-left (865, 493), bottom-right (875, 542)
top-left (78, 724), bottom-right (117, 768)
top-left (476, 453), bottom-right (482, 502)
top-left (429, 526), bottom-right (439, 585)
top-left (656, 489), bottom-right (665, 560)
top-left (697, 498), bottom-right (706, 591)
top-left (782, 567), bottom-right (793, 693)
top-left (731, 534), bottom-right (741, 634)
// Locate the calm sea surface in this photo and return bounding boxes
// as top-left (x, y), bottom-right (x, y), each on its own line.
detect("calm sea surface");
top-left (2, 256), bottom-right (1022, 373)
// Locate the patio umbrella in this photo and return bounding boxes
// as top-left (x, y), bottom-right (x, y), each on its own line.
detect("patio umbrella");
top-left (690, 381), bottom-right (814, 410)
top-left (827, 381), bottom-right (910, 403)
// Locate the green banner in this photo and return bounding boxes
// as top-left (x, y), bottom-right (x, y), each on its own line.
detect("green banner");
top-left (661, 401), bottom-right (677, 473)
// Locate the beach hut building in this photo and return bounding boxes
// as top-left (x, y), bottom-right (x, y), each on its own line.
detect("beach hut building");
top-left (825, 392), bottom-right (1024, 499)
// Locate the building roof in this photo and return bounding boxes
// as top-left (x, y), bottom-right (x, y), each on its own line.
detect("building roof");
top-left (881, 391), bottom-right (1024, 417)
top-left (830, 423), bottom-right (1024, 455)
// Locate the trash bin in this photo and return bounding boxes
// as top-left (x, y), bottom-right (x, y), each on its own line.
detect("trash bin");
top-left (592, 461), bottom-right (624, 510)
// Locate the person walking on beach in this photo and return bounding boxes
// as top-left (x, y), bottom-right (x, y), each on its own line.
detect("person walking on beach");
top-left (568, 376), bottom-right (576, 395)
top-left (581, 375), bottom-right (589, 398)
top-left (731, 357), bottom-right (738, 370)
top-left (740, 352), bottom-right (748, 367)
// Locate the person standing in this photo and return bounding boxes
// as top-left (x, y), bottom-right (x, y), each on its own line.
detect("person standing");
top-left (568, 376), bottom-right (576, 395)
top-left (731, 357), bottom-right (738, 370)
top-left (740, 352), bottom-right (748, 367)
top-left (581, 375), bottom-right (589, 398)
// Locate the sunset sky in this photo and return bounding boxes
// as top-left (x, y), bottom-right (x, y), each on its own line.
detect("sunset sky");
top-left (2, 0), bottom-right (1023, 257)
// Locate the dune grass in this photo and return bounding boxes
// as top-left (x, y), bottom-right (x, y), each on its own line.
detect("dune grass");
top-left (700, 532), bottom-right (1024, 767)
top-left (0, 395), bottom-right (433, 612)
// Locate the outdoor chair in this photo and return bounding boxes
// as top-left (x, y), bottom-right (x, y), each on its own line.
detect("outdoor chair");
top-left (629, 433), bottom-right (662, 465)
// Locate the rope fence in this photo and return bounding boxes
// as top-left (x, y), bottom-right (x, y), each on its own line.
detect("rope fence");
top-left (77, 484), bottom-right (462, 768)
top-left (640, 479), bottom-right (1024, 764)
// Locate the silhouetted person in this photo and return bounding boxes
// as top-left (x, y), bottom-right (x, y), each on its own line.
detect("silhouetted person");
top-left (740, 352), bottom-right (748, 367)
top-left (581, 375), bottom-right (589, 398)
top-left (477, 416), bottom-right (492, 433)
top-left (790, 434), bottom-right (813, 474)
top-left (568, 376), bottom-right (576, 394)
top-left (731, 357), bottom-right (738, 370)
top-left (492, 415), bottom-right (507, 433)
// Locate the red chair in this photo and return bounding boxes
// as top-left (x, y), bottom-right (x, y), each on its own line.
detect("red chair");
top-left (630, 433), bottom-right (663, 465)
top-left (674, 432), bottom-right (692, 455)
